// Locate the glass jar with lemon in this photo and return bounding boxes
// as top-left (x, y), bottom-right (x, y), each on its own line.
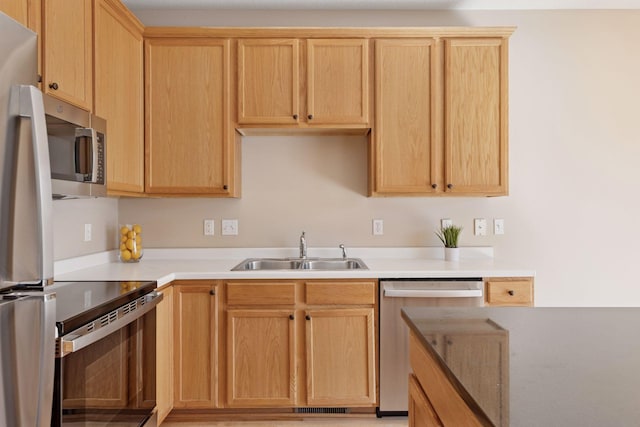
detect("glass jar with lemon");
top-left (119, 224), bottom-right (143, 263)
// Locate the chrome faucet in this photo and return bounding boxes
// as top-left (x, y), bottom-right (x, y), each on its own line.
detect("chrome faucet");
top-left (339, 244), bottom-right (347, 259)
top-left (299, 231), bottom-right (307, 259)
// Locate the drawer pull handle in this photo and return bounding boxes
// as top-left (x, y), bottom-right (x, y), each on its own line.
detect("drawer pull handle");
top-left (305, 315), bottom-right (311, 321)
top-left (289, 314), bottom-right (294, 320)
top-left (209, 289), bottom-right (215, 296)
top-left (49, 82), bottom-right (59, 90)
top-left (293, 114), bottom-right (298, 120)
top-left (508, 290), bottom-right (515, 296)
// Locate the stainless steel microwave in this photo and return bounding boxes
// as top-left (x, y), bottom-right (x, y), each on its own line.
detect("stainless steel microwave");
top-left (43, 95), bottom-right (106, 199)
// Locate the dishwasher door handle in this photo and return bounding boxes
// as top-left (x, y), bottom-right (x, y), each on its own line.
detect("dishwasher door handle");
top-left (382, 284), bottom-right (483, 298)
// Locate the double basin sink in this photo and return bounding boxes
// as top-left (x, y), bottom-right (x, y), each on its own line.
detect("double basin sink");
top-left (231, 257), bottom-right (368, 271)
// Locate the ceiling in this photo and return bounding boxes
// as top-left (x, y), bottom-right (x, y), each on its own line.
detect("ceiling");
top-left (121, 0), bottom-right (640, 10)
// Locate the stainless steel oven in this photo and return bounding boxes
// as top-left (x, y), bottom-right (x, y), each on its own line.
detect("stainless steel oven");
top-left (378, 278), bottom-right (484, 416)
top-left (50, 280), bottom-right (161, 427)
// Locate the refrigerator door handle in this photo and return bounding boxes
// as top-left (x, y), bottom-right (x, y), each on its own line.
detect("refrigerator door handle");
top-left (19, 85), bottom-right (54, 285)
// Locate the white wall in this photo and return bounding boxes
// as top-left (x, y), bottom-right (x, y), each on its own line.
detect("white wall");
top-left (55, 9), bottom-right (640, 306)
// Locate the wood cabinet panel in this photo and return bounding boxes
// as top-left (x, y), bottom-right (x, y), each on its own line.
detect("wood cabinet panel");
top-left (145, 38), bottom-right (234, 195)
top-left (1, 0), bottom-right (29, 26)
top-left (237, 38), bottom-right (299, 124)
top-left (409, 374), bottom-right (443, 427)
top-left (305, 280), bottom-right (376, 305)
top-left (444, 38), bottom-right (508, 195)
top-left (156, 284), bottom-right (174, 423)
top-left (226, 281), bottom-right (296, 306)
top-left (42, 0), bottom-right (92, 109)
top-left (173, 283), bottom-right (218, 408)
top-left (94, 0), bottom-right (144, 194)
top-left (485, 277), bottom-right (534, 306)
top-left (306, 39), bottom-right (369, 125)
top-left (226, 309), bottom-right (296, 407)
top-left (305, 307), bottom-right (376, 406)
top-left (373, 39), bottom-right (438, 194)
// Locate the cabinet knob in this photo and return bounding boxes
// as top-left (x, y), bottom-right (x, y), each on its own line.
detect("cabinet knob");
top-left (431, 184), bottom-right (437, 189)
top-left (508, 290), bottom-right (515, 296)
top-left (209, 289), bottom-right (216, 296)
top-left (447, 184), bottom-right (453, 189)
top-left (289, 314), bottom-right (295, 320)
top-left (293, 114), bottom-right (298, 120)
top-left (223, 184), bottom-right (228, 190)
top-left (49, 82), bottom-right (59, 90)
top-left (307, 114), bottom-right (313, 120)
top-left (305, 315), bottom-right (311, 321)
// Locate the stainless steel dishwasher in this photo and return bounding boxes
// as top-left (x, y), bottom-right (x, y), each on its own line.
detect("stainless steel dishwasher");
top-left (378, 278), bottom-right (484, 416)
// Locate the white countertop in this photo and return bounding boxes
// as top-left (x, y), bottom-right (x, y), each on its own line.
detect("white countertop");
top-left (54, 247), bottom-right (535, 287)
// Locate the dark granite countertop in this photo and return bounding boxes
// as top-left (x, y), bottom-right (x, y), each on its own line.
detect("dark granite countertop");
top-left (402, 307), bottom-right (640, 427)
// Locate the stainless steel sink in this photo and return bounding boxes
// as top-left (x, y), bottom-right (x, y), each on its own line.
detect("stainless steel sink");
top-left (231, 257), bottom-right (368, 271)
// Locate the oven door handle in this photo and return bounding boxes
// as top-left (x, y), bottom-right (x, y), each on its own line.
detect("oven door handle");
top-left (58, 291), bottom-right (162, 357)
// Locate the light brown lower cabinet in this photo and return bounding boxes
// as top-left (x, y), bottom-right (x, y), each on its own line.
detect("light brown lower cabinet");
top-left (156, 284), bottom-right (173, 423)
top-left (173, 281), bottom-right (219, 409)
top-left (224, 279), bottom-right (377, 408)
top-left (408, 374), bottom-right (442, 427)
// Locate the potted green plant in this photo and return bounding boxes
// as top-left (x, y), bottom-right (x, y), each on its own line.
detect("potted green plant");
top-left (435, 224), bottom-right (463, 261)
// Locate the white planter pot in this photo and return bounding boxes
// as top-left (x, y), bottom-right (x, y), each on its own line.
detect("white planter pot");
top-left (444, 247), bottom-right (460, 262)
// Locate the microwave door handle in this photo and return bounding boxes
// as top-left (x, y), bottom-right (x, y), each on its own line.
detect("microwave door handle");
top-left (74, 128), bottom-right (97, 182)
top-left (19, 85), bottom-right (54, 284)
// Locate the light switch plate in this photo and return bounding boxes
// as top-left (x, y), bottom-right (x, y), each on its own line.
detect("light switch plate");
top-left (494, 218), bottom-right (505, 235)
top-left (222, 219), bottom-right (238, 236)
top-left (474, 218), bottom-right (487, 236)
top-left (84, 223), bottom-right (92, 242)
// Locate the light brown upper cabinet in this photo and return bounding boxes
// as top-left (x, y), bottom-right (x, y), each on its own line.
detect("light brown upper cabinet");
top-left (42, 0), bottom-right (93, 110)
top-left (93, 0), bottom-right (144, 195)
top-left (237, 38), bottom-right (369, 129)
top-left (372, 33), bottom-right (511, 196)
top-left (373, 39), bottom-right (439, 194)
top-left (444, 38), bottom-right (508, 195)
top-left (1, 0), bottom-right (33, 28)
top-left (145, 38), bottom-right (238, 196)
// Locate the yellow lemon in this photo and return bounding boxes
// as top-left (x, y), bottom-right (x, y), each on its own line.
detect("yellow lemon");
top-left (127, 231), bottom-right (134, 239)
top-left (131, 250), bottom-right (141, 260)
top-left (120, 250), bottom-right (132, 261)
top-left (120, 226), bottom-right (130, 235)
top-left (125, 239), bottom-right (134, 250)
top-left (120, 235), bottom-right (127, 243)
top-left (133, 224), bottom-right (142, 234)
top-left (120, 243), bottom-right (126, 251)
top-left (135, 236), bottom-right (142, 245)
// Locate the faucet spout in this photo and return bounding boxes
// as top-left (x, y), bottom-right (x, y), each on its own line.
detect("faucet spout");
top-left (299, 231), bottom-right (307, 259)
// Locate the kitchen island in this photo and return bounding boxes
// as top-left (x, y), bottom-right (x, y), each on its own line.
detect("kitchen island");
top-left (402, 306), bottom-right (640, 427)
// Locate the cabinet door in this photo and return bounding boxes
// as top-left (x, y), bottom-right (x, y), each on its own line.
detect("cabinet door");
top-left (305, 308), bottom-right (376, 406)
top-left (94, 0), bottom-right (144, 194)
top-left (444, 38), bottom-right (508, 195)
top-left (173, 283), bottom-right (218, 408)
top-left (443, 333), bottom-right (509, 427)
top-left (237, 39), bottom-right (299, 124)
top-left (42, 0), bottom-right (92, 109)
top-left (409, 374), bottom-right (443, 427)
top-left (0, 0), bottom-right (28, 27)
top-left (307, 39), bottom-right (369, 125)
top-left (145, 38), bottom-right (234, 195)
top-left (226, 309), bottom-right (296, 407)
top-left (156, 285), bottom-right (173, 423)
top-left (373, 39), bottom-right (438, 194)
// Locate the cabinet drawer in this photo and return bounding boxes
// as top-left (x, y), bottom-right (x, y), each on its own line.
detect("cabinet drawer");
top-left (485, 278), bottom-right (534, 306)
top-left (305, 281), bottom-right (376, 305)
top-left (226, 282), bottom-right (296, 306)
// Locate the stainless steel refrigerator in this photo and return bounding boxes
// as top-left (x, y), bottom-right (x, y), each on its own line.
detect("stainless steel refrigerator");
top-left (0, 11), bottom-right (56, 427)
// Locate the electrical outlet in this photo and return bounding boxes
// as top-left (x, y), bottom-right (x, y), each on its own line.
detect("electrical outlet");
top-left (204, 219), bottom-right (215, 236)
top-left (441, 218), bottom-right (453, 229)
top-left (84, 224), bottom-right (92, 242)
top-left (494, 218), bottom-right (505, 235)
top-left (222, 219), bottom-right (238, 236)
top-left (373, 219), bottom-right (384, 236)
top-left (474, 218), bottom-right (487, 236)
